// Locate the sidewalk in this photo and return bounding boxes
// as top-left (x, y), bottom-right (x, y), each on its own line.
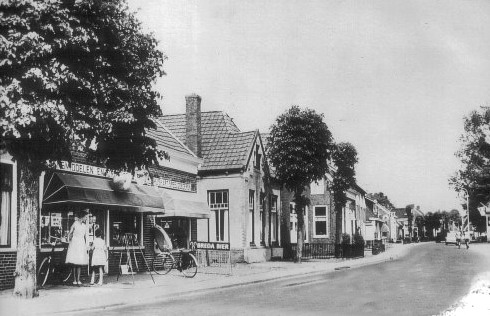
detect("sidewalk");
top-left (0, 243), bottom-right (417, 315)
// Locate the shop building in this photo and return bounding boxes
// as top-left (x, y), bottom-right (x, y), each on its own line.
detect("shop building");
top-left (159, 94), bottom-right (281, 263)
top-left (0, 122), bottom-right (209, 290)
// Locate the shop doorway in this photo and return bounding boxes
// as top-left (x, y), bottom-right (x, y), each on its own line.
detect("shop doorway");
top-left (155, 217), bottom-right (190, 249)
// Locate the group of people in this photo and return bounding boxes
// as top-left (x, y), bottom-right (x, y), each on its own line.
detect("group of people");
top-left (65, 209), bottom-right (108, 286)
top-left (455, 230), bottom-right (470, 249)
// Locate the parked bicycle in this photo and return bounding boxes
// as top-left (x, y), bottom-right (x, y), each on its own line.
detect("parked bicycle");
top-left (151, 225), bottom-right (198, 278)
top-left (37, 236), bottom-right (72, 287)
top-left (152, 249), bottom-right (198, 278)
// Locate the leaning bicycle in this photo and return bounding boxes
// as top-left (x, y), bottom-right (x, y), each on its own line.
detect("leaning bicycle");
top-left (152, 249), bottom-right (198, 278)
top-left (151, 224), bottom-right (198, 278)
top-left (37, 236), bottom-right (72, 287)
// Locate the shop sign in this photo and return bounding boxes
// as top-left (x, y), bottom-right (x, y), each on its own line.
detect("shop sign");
top-left (190, 241), bottom-right (230, 251)
top-left (50, 213), bottom-right (62, 227)
top-left (56, 161), bottom-right (192, 192)
top-left (57, 161), bottom-right (117, 178)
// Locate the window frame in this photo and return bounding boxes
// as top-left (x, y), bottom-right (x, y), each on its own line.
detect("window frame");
top-left (249, 190), bottom-right (255, 246)
top-left (271, 195), bottom-right (278, 242)
top-left (0, 158), bottom-right (17, 251)
top-left (313, 205), bottom-right (328, 238)
top-left (208, 190), bottom-right (229, 242)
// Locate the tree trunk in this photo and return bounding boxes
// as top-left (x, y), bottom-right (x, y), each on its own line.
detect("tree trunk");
top-left (335, 204), bottom-right (343, 257)
top-left (13, 162), bottom-right (39, 299)
top-left (296, 207), bottom-right (304, 263)
top-left (295, 192), bottom-right (304, 263)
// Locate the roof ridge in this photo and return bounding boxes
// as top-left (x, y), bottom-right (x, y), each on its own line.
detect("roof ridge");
top-left (154, 120), bottom-right (197, 158)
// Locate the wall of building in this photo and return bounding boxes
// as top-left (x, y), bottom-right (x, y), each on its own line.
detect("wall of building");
top-left (309, 179), bottom-right (335, 243)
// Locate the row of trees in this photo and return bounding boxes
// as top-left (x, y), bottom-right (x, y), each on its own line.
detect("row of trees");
top-left (450, 106), bottom-right (490, 232)
top-left (417, 210), bottom-right (461, 239)
top-left (267, 106), bottom-right (358, 262)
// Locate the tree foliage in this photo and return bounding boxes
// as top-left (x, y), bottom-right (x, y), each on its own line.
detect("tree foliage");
top-left (267, 106), bottom-right (334, 262)
top-left (267, 106), bottom-right (333, 193)
top-left (0, 0), bottom-right (166, 298)
top-left (369, 192), bottom-right (395, 210)
top-left (1, 0), bottom-right (167, 174)
top-left (450, 106), bottom-right (490, 232)
top-left (331, 142), bottom-right (358, 245)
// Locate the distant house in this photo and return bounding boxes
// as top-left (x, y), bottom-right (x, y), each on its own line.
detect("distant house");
top-left (393, 205), bottom-right (424, 240)
top-left (159, 95), bottom-right (280, 263)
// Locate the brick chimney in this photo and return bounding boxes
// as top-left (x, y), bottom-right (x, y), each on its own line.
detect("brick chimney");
top-left (185, 94), bottom-right (202, 157)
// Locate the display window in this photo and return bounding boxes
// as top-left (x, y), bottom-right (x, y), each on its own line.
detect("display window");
top-left (40, 208), bottom-right (106, 248)
top-left (109, 211), bottom-right (141, 247)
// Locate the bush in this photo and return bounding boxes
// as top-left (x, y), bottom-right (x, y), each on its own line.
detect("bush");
top-left (341, 233), bottom-right (351, 245)
top-left (353, 233), bottom-right (365, 246)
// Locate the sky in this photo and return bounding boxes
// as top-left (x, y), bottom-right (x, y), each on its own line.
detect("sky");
top-left (127, 0), bottom-right (490, 213)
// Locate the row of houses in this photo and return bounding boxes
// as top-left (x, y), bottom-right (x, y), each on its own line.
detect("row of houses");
top-left (0, 94), bottom-right (422, 290)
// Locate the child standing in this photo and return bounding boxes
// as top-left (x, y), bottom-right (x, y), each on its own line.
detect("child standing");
top-left (90, 229), bottom-right (107, 285)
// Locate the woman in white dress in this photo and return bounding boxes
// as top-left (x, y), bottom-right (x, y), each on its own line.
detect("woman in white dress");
top-left (66, 209), bottom-right (89, 285)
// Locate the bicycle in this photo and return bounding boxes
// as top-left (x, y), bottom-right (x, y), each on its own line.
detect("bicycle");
top-left (152, 248), bottom-right (198, 278)
top-left (37, 236), bottom-right (72, 287)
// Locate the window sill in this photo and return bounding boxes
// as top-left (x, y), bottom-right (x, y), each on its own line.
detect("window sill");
top-left (0, 247), bottom-right (16, 252)
top-left (40, 247), bottom-right (66, 252)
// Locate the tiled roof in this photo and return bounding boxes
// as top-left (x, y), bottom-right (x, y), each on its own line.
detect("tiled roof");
top-left (147, 122), bottom-right (195, 157)
top-left (159, 111), bottom-right (256, 171)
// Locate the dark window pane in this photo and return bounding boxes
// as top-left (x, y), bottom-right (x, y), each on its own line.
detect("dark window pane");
top-left (315, 221), bottom-right (327, 235)
top-left (315, 207), bottom-right (326, 216)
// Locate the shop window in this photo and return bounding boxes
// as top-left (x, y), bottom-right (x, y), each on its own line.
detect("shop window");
top-left (40, 208), bottom-right (105, 248)
top-left (314, 206), bottom-right (328, 238)
top-left (0, 163), bottom-right (13, 247)
top-left (110, 212), bottom-right (141, 247)
top-left (271, 195), bottom-right (278, 242)
top-left (208, 191), bottom-right (229, 242)
top-left (40, 210), bottom-right (74, 246)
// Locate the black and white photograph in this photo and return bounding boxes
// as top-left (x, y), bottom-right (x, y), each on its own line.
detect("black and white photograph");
top-left (1, 0), bottom-right (490, 315)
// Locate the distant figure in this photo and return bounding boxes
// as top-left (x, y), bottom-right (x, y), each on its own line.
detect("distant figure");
top-left (462, 231), bottom-right (470, 249)
top-left (455, 230), bottom-right (461, 249)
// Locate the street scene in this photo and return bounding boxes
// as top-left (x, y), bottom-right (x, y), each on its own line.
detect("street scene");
top-left (1, 0), bottom-right (490, 315)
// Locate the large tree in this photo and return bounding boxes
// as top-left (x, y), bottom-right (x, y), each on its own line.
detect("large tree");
top-left (267, 106), bottom-right (333, 263)
top-left (450, 106), bottom-right (490, 232)
top-left (1, 0), bottom-right (166, 298)
top-left (331, 142), bottom-right (358, 252)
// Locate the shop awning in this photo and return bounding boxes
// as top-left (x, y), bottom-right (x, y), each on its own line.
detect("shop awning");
top-left (43, 172), bottom-right (165, 213)
top-left (157, 189), bottom-right (210, 219)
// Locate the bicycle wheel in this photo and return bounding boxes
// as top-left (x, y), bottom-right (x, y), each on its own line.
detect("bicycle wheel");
top-left (37, 258), bottom-right (50, 287)
top-left (181, 253), bottom-right (197, 278)
top-left (152, 253), bottom-right (175, 275)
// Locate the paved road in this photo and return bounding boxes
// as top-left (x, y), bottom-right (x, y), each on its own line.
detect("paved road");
top-left (78, 243), bottom-right (489, 316)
